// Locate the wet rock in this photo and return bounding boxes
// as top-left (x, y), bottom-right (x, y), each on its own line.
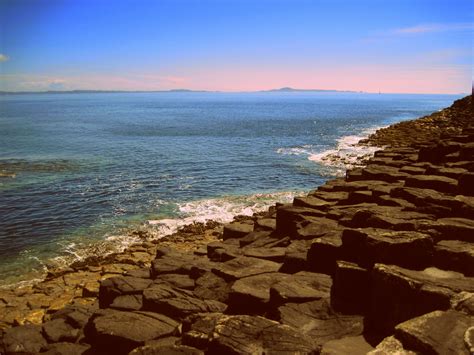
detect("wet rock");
top-left (211, 256), bottom-right (281, 281)
top-left (331, 261), bottom-right (369, 314)
top-left (142, 283), bottom-right (227, 320)
top-left (270, 271), bottom-right (332, 305)
top-left (99, 276), bottom-right (152, 308)
top-left (320, 335), bottom-right (374, 355)
top-left (307, 231), bottom-right (343, 275)
top-left (222, 223), bottom-right (253, 240)
top-left (405, 174), bottom-right (458, 193)
top-left (395, 310), bottom-right (473, 354)
top-left (342, 228), bottom-right (433, 269)
top-left (0, 324), bottom-right (47, 354)
top-left (434, 240), bottom-right (474, 276)
top-left (367, 264), bottom-right (474, 337)
top-left (84, 309), bottom-right (178, 355)
top-left (277, 299), bottom-right (364, 347)
top-left (42, 318), bottom-right (79, 343)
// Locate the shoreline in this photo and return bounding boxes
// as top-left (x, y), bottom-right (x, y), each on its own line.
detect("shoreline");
top-left (1, 95), bottom-right (472, 354)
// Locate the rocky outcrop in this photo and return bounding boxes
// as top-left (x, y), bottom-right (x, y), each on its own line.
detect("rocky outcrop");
top-left (0, 95), bottom-right (472, 354)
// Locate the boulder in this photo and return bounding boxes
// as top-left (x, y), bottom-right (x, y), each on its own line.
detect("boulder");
top-left (295, 218), bottom-right (340, 240)
top-left (277, 299), bottom-right (364, 347)
top-left (361, 164), bottom-right (408, 182)
top-left (42, 342), bottom-right (91, 355)
top-left (341, 228), bottom-right (433, 269)
top-left (395, 310), bottom-right (473, 354)
top-left (293, 196), bottom-right (333, 210)
top-left (307, 232), bottom-right (343, 275)
top-left (99, 276), bottom-right (152, 308)
top-left (154, 274), bottom-right (195, 290)
top-left (434, 240), bottom-right (474, 276)
top-left (0, 324), bottom-right (48, 354)
top-left (110, 294), bottom-right (143, 311)
top-left (367, 264), bottom-right (474, 337)
top-left (253, 218), bottom-right (276, 231)
top-left (222, 223), bottom-right (253, 240)
top-left (211, 256), bottom-right (281, 281)
top-left (331, 261), bottom-right (369, 314)
top-left (84, 309), bottom-right (178, 354)
top-left (320, 335), bottom-right (374, 355)
top-left (276, 204), bottom-right (325, 236)
top-left (242, 247), bottom-right (286, 262)
top-left (142, 283), bottom-right (227, 320)
top-left (269, 271), bottom-right (332, 306)
top-left (405, 174), bottom-right (458, 193)
top-left (50, 304), bottom-right (96, 329)
top-left (193, 272), bottom-right (231, 303)
top-left (279, 239), bottom-right (312, 273)
top-left (42, 318), bottom-right (79, 343)
top-left (368, 336), bottom-right (416, 355)
top-left (419, 217), bottom-right (474, 243)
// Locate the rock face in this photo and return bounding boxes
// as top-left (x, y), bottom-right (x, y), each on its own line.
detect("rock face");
top-left (0, 95), bottom-right (472, 354)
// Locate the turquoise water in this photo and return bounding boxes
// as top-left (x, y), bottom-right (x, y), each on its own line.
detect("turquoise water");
top-left (0, 92), bottom-right (461, 285)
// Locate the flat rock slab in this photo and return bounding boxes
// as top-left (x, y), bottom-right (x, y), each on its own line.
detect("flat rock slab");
top-left (0, 324), bottom-right (48, 354)
top-left (293, 196), bottom-right (333, 210)
top-left (395, 310), bottom-right (473, 354)
top-left (222, 223), bottom-right (254, 240)
top-left (192, 314), bottom-right (317, 354)
top-left (211, 256), bottom-right (281, 281)
top-left (242, 247), bottom-right (286, 262)
top-left (367, 263), bottom-right (474, 336)
top-left (342, 228), bottom-right (433, 269)
top-left (130, 344), bottom-right (204, 355)
top-left (85, 309), bottom-right (178, 354)
top-left (42, 342), bottom-right (91, 355)
top-left (277, 299), bottom-right (364, 346)
top-left (154, 274), bottom-right (195, 290)
top-left (419, 217), bottom-right (474, 243)
top-left (270, 271), bottom-right (332, 305)
top-left (307, 232), bottom-right (343, 275)
top-left (142, 283), bottom-right (227, 320)
top-left (276, 204), bottom-right (326, 236)
top-left (110, 294), bottom-right (143, 311)
top-left (405, 174), bottom-right (458, 193)
top-left (295, 218), bottom-right (340, 240)
top-left (193, 272), bottom-right (232, 303)
top-left (42, 318), bottom-right (79, 343)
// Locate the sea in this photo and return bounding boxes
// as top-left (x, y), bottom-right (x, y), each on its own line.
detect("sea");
top-left (0, 91), bottom-right (462, 286)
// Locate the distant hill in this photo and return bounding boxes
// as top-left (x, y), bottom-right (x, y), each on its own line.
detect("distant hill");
top-left (260, 87), bottom-right (363, 93)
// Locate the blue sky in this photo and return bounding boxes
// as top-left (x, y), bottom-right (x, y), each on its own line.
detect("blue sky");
top-left (0, 0), bottom-right (472, 93)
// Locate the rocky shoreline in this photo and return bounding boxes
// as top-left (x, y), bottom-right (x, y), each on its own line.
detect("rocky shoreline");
top-left (1, 95), bottom-right (473, 354)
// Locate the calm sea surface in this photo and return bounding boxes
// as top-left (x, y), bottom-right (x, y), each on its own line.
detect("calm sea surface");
top-left (0, 92), bottom-right (461, 285)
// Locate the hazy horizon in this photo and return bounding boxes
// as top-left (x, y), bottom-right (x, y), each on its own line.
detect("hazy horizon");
top-left (0, 0), bottom-right (472, 94)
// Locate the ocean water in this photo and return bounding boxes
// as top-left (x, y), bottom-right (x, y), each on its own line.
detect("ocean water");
top-left (0, 92), bottom-right (461, 285)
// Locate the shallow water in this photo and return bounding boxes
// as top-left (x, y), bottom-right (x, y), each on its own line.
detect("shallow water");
top-left (0, 92), bottom-right (461, 285)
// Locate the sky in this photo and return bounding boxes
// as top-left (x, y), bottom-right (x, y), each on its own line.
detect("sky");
top-left (0, 0), bottom-right (472, 93)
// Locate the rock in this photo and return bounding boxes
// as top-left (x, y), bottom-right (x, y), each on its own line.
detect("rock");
top-left (293, 196), bottom-right (333, 210)
top-left (312, 191), bottom-right (350, 202)
top-left (110, 294), bottom-right (143, 311)
top-left (391, 186), bottom-right (461, 210)
top-left (228, 272), bottom-right (287, 313)
top-left (206, 242), bottom-right (241, 262)
top-left (129, 344), bottom-right (204, 355)
top-left (42, 318), bottom-right (79, 343)
top-left (181, 313), bottom-right (224, 350)
top-left (295, 218), bottom-right (340, 240)
top-left (242, 247), bottom-right (286, 262)
top-left (434, 240), bottom-right (474, 276)
top-left (331, 261), bottom-right (369, 314)
top-left (154, 274), bottom-right (195, 290)
top-left (459, 172), bottom-right (474, 195)
top-left (307, 232), bottom-right (343, 275)
top-left (368, 336), bottom-right (416, 355)
top-left (193, 272), bottom-right (231, 303)
top-left (99, 276), bottom-right (152, 308)
top-left (150, 252), bottom-right (215, 279)
top-left (405, 174), bottom-right (458, 193)
top-left (207, 315), bottom-right (317, 354)
top-left (50, 304), bottom-right (96, 329)
top-left (270, 271), bottom-right (332, 306)
top-left (280, 239), bottom-right (312, 273)
top-left (320, 335), bottom-right (374, 355)
top-left (276, 204), bottom-right (325, 236)
top-left (361, 164), bottom-right (408, 182)
top-left (211, 256), bottom-right (281, 281)
top-left (367, 264), bottom-right (474, 337)
top-left (222, 223), bottom-right (253, 240)
top-left (84, 309), bottom-right (178, 354)
top-left (238, 231), bottom-right (272, 247)
top-left (277, 299), bottom-right (364, 347)
top-left (419, 217), bottom-right (474, 243)
top-left (340, 190), bottom-right (374, 205)
top-left (142, 283), bottom-right (227, 320)
top-left (341, 228), bottom-right (433, 269)
top-left (253, 218), bottom-right (276, 231)
top-left (346, 207), bottom-right (433, 230)
top-left (0, 324), bottom-right (48, 354)
top-left (395, 310), bottom-right (473, 354)
top-left (42, 342), bottom-right (91, 355)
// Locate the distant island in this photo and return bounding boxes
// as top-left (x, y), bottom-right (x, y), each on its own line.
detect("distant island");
top-left (0, 87), bottom-right (364, 95)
